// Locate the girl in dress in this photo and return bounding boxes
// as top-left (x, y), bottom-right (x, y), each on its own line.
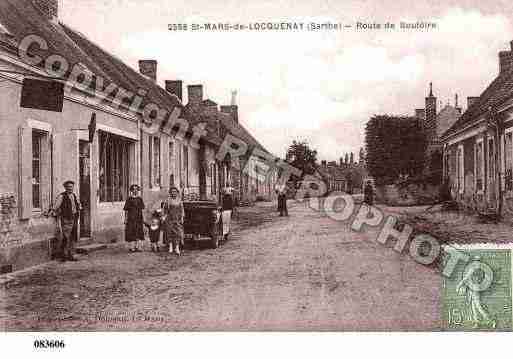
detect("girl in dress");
top-left (123, 184), bottom-right (145, 252)
top-left (145, 213), bottom-right (162, 252)
top-left (162, 186), bottom-right (184, 256)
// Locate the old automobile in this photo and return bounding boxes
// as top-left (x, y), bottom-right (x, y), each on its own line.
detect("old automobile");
top-left (183, 200), bottom-right (232, 249)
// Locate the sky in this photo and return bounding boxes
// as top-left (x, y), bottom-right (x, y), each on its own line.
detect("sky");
top-left (60, 0), bottom-right (513, 162)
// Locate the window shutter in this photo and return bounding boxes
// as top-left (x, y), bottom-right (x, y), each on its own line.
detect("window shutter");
top-left (52, 132), bottom-right (64, 201)
top-left (18, 124), bottom-right (32, 219)
top-left (52, 131), bottom-right (78, 200)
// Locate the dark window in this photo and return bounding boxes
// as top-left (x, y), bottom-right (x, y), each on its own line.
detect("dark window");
top-left (183, 145), bottom-right (189, 186)
top-left (149, 136), bottom-right (161, 188)
top-left (32, 131), bottom-right (44, 209)
top-left (99, 131), bottom-right (131, 202)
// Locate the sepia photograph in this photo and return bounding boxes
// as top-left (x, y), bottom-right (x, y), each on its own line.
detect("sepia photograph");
top-left (1, 0), bottom-right (513, 354)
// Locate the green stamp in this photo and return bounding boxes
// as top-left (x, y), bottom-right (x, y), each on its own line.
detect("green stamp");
top-left (443, 248), bottom-right (512, 331)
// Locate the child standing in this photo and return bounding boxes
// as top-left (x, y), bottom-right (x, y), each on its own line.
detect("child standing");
top-left (123, 184), bottom-right (145, 252)
top-left (145, 210), bottom-right (163, 252)
top-left (162, 186), bottom-right (184, 256)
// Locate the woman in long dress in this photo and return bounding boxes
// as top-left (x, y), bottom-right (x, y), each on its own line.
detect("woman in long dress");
top-left (123, 184), bottom-right (145, 252)
top-left (162, 186), bottom-right (185, 256)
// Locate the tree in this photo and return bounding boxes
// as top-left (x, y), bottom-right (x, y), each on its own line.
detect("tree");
top-left (285, 140), bottom-right (318, 181)
top-left (365, 115), bottom-right (427, 185)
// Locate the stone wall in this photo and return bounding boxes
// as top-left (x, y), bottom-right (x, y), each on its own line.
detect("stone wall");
top-left (375, 182), bottom-right (440, 206)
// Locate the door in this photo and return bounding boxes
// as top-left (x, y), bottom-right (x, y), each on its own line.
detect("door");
top-left (79, 140), bottom-right (91, 237)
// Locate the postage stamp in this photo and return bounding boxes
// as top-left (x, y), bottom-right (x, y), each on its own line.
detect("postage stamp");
top-left (442, 245), bottom-right (513, 331)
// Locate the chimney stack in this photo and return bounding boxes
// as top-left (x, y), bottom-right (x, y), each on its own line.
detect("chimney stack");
top-left (321, 160), bottom-right (327, 167)
top-left (165, 80), bottom-right (183, 101)
top-left (467, 96), bottom-right (479, 109)
top-left (415, 108), bottom-right (425, 121)
top-left (138, 60), bottom-right (157, 82)
top-left (32, 0), bottom-right (58, 20)
top-left (498, 40), bottom-right (513, 74)
top-left (187, 85), bottom-right (203, 105)
top-left (231, 90), bottom-right (238, 106)
top-left (220, 105), bottom-right (239, 124)
top-left (455, 93), bottom-right (462, 114)
top-left (203, 100), bottom-right (218, 118)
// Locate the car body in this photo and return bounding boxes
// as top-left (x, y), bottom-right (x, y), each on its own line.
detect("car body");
top-left (183, 200), bottom-right (231, 248)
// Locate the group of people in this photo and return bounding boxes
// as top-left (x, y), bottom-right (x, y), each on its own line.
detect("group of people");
top-left (123, 184), bottom-right (184, 255)
top-left (52, 181), bottom-right (186, 262)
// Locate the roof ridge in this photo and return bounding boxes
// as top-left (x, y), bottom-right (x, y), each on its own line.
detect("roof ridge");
top-left (443, 68), bottom-right (513, 138)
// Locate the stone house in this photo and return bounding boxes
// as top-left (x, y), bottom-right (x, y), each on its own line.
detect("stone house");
top-left (318, 156), bottom-right (368, 194)
top-left (0, 0), bottom-right (273, 272)
top-left (441, 40), bottom-right (513, 219)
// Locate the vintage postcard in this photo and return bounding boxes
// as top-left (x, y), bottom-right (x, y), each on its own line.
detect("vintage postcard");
top-left (2, 0), bottom-right (513, 345)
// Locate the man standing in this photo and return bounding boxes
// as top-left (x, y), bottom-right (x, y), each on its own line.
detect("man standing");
top-left (276, 184), bottom-right (288, 217)
top-left (364, 180), bottom-right (374, 206)
top-left (54, 180), bottom-right (81, 262)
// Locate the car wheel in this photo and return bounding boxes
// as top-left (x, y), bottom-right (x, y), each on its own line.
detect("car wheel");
top-left (210, 224), bottom-right (221, 249)
top-left (210, 233), bottom-right (220, 249)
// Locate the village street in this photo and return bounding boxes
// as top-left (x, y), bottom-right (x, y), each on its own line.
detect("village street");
top-left (0, 200), bottom-right (441, 331)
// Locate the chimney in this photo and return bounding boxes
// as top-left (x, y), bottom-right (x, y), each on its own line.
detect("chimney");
top-left (231, 90), bottom-right (238, 106)
top-left (321, 160), bottom-right (327, 167)
top-left (415, 109), bottom-right (425, 121)
top-left (187, 85), bottom-right (203, 105)
top-left (32, 0), bottom-right (58, 20)
top-left (165, 80), bottom-right (183, 101)
top-left (138, 60), bottom-right (157, 82)
top-left (203, 100), bottom-right (218, 118)
top-left (455, 93), bottom-right (462, 114)
top-left (499, 41), bottom-right (513, 74)
top-left (467, 96), bottom-right (479, 109)
top-left (220, 105), bottom-right (239, 124)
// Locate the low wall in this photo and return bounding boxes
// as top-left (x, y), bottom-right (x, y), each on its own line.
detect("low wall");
top-left (375, 182), bottom-right (440, 206)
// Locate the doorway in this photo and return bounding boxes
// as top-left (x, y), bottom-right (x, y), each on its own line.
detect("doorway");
top-left (79, 140), bottom-right (91, 237)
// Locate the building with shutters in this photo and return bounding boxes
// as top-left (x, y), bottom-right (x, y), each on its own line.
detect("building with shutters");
top-left (440, 40), bottom-right (513, 220)
top-left (0, 0), bottom-right (276, 272)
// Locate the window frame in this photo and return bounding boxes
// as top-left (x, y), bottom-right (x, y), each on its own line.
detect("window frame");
top-left (505, 128), bottom-right (513, 192)
top-left (31, 130), bottom-right (45, 211)
top-left (98, 130), bottom-right (132, 203)
top-left (25, 120), bottom-right (51, 216)
top-left (183, 144), bottom-right (189, 187)
top-left (149, 135), bottom-right (161, 189)
top-left (457, 144), bottom-right (464, 194)
top-left (474, 137), bottom-right (484, 193)
top-left (169, 140), bottom-right (175, 187)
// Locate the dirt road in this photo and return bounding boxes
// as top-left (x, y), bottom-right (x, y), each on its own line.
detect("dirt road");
top-left (1, 201), bottom-right (440, 331)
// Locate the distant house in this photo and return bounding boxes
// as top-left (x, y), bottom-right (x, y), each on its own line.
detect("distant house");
top-left (414, 83), bottom-right (462, 176)
top-left (440, 40), bottom-right (513, 219)
top-left (317, 156), bottom-right (368, 194)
